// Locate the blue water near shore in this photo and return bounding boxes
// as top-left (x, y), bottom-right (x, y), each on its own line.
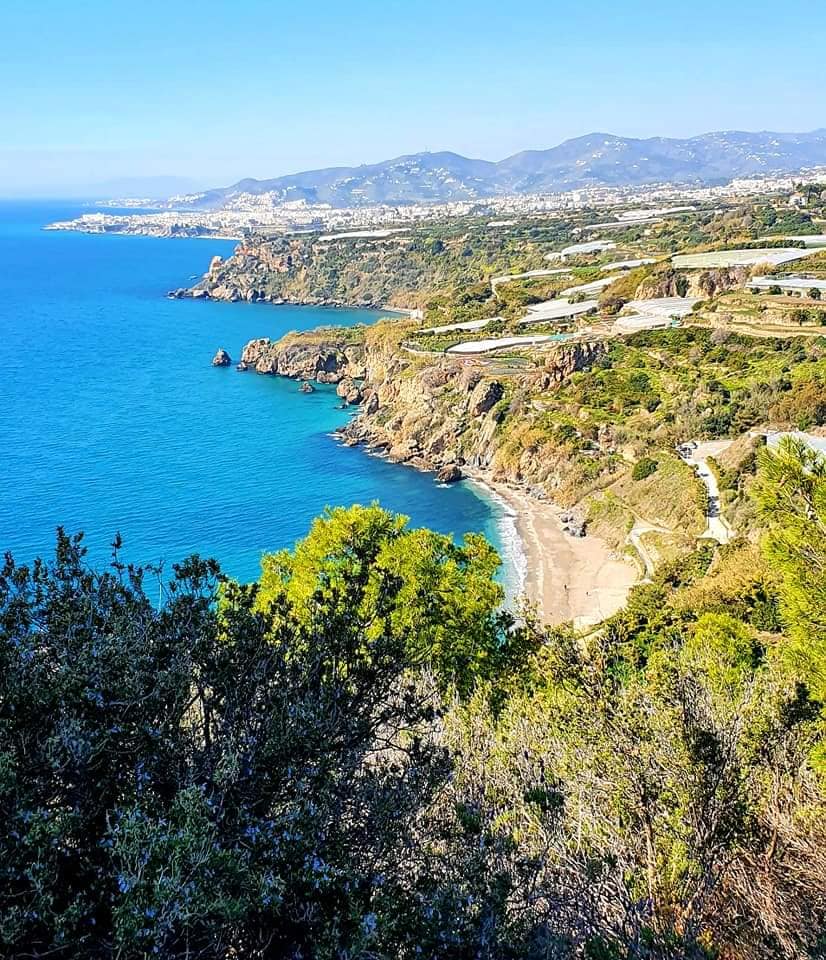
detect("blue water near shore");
top-left (0, 201), bottom-right (517, 587)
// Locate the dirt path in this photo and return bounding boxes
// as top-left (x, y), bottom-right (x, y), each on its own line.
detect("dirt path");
top-left (628, 521), bottom-right (670, 580)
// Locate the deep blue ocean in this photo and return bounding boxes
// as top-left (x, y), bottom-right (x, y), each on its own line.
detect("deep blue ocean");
top-left (0, 202), bottom-right (516, 588)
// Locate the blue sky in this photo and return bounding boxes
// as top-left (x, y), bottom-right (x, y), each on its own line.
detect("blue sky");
top-left (2, 0), bottom-right (825, 195)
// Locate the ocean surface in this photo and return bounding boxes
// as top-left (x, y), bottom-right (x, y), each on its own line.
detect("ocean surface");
top-left (0, 202), bottom-right (519, 590)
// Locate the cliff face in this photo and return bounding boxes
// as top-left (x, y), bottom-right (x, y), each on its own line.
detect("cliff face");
top-left (634, 266), bottom-right (750, 300)
top-left (342, 340), bottom-right (607, 487)
top-left (239, 337), bottom-right (365, 382)
top-left (170, 235), bottom-right (452, 309)
top-left (239, 328), bottom-right (609, 495)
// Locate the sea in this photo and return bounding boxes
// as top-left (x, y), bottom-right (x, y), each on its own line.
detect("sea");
top-left (0, 201), bottom-right (522, 593)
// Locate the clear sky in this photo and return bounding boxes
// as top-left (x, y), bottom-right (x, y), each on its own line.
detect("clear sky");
top-left (2, 0), bottom-right (825, 196)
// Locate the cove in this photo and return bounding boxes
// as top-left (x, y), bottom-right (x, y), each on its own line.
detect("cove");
top-left (0, 202), bottom-right (514, 588)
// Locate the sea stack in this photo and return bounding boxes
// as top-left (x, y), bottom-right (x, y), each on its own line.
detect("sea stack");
top-left (212, 348), bottom-right (232, 367)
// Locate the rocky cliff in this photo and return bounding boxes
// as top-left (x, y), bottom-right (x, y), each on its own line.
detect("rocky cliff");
top-left (169, 234), bottom-right (454, 309)
top-left (168, 228), bottom-right (551, 312)
top-left (238, 336), bottom-right (365, 382)
top-left (239, 325), bottom-right (609, 495)
top-left (634, 266), bottom-right (751, 300)
top-left (339, 339), bottom-right (607, 486)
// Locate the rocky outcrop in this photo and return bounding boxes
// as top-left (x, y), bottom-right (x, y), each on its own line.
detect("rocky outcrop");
top-left (176, 233), bottom-right (443, 310)
top-left (241, 324), bottom-right (612, 499)
top-left (336, 376), bottom-right (363, 405)
top-left (337, 349), bottom-right (504, 477)
top-left (692, 267), bottom-right (752, 298)
top-left (364, 391), bottom-right (379, 415)
top-left (436, 463), bottom-right (463, 484)
top-left (470, 380), bottom-right (504, 416)
top-left (635, 266), bottom-right (749, 301)
top-left (211, 348), bottom-right (232, 366)
top-left (335, 336), bottom-right (613, 495)
top-left (239, 337), bottom-right (364, 383)
top-left (530, 340), bottom-right (607, 389)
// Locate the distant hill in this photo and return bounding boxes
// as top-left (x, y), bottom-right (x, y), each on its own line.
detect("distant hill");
top-left (172, 130), bottom-right (826, 210)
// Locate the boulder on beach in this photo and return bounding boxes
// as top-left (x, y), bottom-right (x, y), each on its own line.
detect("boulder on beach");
top-left (211, 348), bottom-right (232, 367)
top-left (436, 463), bottom-right (463, 484)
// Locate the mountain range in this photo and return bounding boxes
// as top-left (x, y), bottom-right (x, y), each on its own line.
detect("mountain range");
top-left (171, 129), bottom-right (826, 210)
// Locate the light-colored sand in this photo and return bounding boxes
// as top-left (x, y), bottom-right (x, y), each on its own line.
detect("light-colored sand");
top-left (467, 472), bottom-right (638, 630)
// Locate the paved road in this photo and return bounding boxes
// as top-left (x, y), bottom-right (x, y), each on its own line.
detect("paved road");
top-left (680, 440), bottom-right (734, 544)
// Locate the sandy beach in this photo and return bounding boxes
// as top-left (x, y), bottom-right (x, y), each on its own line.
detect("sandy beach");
top-left (467, 472), bottom-right (638, 629)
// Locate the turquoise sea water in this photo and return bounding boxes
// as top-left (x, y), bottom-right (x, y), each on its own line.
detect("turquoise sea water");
top-left (0, 202), bottom-right (515, 586)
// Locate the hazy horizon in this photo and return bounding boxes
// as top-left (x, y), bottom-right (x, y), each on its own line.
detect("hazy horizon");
top-left (3, 0), bottom-right (826, 197)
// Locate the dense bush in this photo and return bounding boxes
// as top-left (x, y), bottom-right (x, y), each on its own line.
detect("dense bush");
top-left (632, 455), bottom-right (658, 480)
top-left (0, 511), bottom-right (539, 959)
top-left (2, 447), bottom-right (826, 959)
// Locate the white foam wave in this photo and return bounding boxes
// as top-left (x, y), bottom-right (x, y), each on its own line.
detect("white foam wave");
top-left (462, 479), bottom-right (528, 607)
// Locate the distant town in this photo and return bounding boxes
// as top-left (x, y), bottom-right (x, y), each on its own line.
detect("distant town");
top-left (44, 168), bottom-right (826, 240)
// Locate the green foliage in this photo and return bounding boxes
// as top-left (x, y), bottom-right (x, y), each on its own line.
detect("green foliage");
top-left (753, 438), bottom-right (826, 713)
top-left (444, 562), bottom-right (825, 959)
top-left (632, 455), bottom-right (658, 481)
top-left (770, 375), bottom-right (826, 429)
top-left (257, 504), bottom-right (531, 696)
top-left (0, 523), bottom-right (544, 959)
top-left (3, 456), bottom-right (826, 959)
top-left (679, 612), bottom-right (760, 705)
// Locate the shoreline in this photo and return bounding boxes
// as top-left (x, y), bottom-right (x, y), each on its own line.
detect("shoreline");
top-left (463, 470), bottom-right (638, 629)
top-left (43, 225), bottom-right (244, 241)
top-left (331, 431), bottom-right (637, 631)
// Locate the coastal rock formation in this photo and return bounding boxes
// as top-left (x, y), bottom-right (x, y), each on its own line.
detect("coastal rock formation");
top-left (364, 391), bottom-right (379, 415)
top-left (299, 381), bottom-right (315, 393)
top-left (211, 348), bottom-right (232, 366)
top-left (241, 324), bottom-right (614, 505)
top-left (339, 337), bottom-right (614, 500)
top-left (336, 376), bottom-right (363, 405)
top-left (239, 337), bottom-right (363, 383)
top-left (436, 463), bottom-right (463, 484)
top-left (179, 234), bottom-right (434, 310)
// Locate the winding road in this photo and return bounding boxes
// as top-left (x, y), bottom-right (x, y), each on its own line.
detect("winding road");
top-left (679, 440), bottom-right (734, 544)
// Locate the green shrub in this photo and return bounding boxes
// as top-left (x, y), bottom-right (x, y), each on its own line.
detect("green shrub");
top-left (632, 456), bottom-right (658, 480)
